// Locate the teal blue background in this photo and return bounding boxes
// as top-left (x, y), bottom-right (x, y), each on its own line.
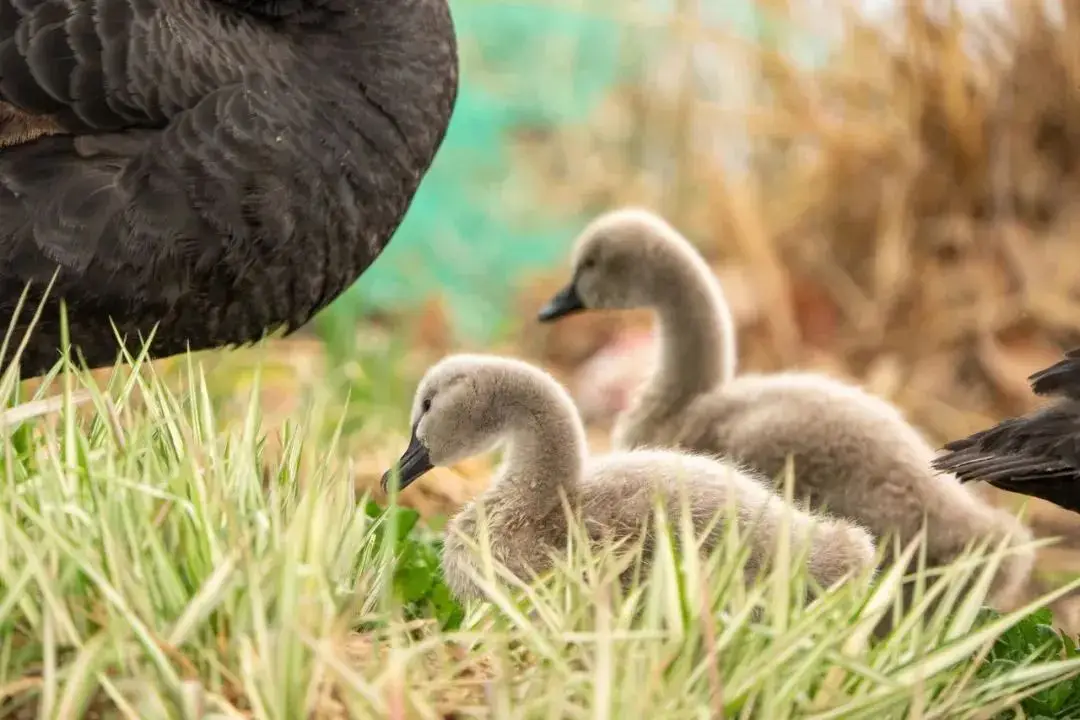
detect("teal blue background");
top-left (323, 0), bottom-right (825, 341)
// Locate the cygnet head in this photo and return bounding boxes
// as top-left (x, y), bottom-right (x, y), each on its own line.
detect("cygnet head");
top-left (379, 354), bottom-right (568, 493)
top-left (537, 207), bottom-right (706, 322)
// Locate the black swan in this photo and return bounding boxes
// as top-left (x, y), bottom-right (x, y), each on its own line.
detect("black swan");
top-left (933, 347), bottom-right (1080, 516)
top-left (0, 0), bottom-right (459, 380)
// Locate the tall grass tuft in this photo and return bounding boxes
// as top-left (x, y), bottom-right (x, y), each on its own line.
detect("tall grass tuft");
top-left (0, 328), bottom-right (1077, 717)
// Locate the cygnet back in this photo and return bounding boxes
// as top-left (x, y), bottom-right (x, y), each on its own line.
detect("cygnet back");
top-left (536, 207), bottom-right (1035, 611)
top-left (675, 371), bottom-right (1035, 610)
top-left (582, 448), bottom-right (879, 593)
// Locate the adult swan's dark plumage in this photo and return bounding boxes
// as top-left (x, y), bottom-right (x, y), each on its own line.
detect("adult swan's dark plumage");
top-left (0, 0), bottom-right (459, 379)
top-left (933, 347), bottom-right (1080, 516)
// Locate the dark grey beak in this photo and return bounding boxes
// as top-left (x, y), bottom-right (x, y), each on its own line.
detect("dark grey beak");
top-left (380, 426), bottom-right (433, 494)
top-left (537, 282), bottom-right (585, 322)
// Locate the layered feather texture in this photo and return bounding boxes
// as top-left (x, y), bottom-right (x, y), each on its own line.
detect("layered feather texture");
top-left (935, 348), bottom-right (1080, 515)
top-left (0, 0), bottom-right (459, 377)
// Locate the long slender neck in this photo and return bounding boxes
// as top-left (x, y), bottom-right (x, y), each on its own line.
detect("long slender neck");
top-left (650, 253), bottom-right (736, 401)
top-left (486, 377), bottom-right (587, 520)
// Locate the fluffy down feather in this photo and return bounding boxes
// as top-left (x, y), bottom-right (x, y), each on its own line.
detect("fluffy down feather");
top-left (538, 208), bottom-right (1036, 612)
top-left (382, 353), bottom-right (878, 604)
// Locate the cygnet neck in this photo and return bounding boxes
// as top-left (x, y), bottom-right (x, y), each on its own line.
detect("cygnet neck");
top-left (650, 247), bottom-right (736, 400)
top-left (489, 372), bottom-right (587, 519)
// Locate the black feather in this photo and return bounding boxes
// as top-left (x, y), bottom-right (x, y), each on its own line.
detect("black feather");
top-left (934, 348), bottom-right (1080, 515)
top-left (0, 0), bottom-right (459, 378)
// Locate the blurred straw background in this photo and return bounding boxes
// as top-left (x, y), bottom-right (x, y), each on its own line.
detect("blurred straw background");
top-left (52, 0), bottom-right (1080, 629)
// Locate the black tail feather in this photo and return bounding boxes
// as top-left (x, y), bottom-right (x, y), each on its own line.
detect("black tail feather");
top-left (1029, 347), bottom-right (1080, 399)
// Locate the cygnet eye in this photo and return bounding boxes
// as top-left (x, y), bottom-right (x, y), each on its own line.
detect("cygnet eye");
top-left (421, 396), bottom-right (433, 414)
top-left (581, 256), bottom-right (597, 270)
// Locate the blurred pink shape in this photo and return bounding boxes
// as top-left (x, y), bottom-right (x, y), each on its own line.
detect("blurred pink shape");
top-left (571, 327), bottom-right (657, 425)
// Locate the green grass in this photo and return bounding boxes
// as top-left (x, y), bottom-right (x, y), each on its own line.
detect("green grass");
top-left (2, 334), bottom-right (1080, 718)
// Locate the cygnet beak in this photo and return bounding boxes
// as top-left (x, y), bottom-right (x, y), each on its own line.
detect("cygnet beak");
top-left (381, 425), bottom-right (434, 494)
top-left (537, 282), bottom-right (585, 322)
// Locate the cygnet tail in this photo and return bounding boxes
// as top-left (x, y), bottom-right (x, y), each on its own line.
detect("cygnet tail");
top-left (804, 518), bottom-right (878, 589)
